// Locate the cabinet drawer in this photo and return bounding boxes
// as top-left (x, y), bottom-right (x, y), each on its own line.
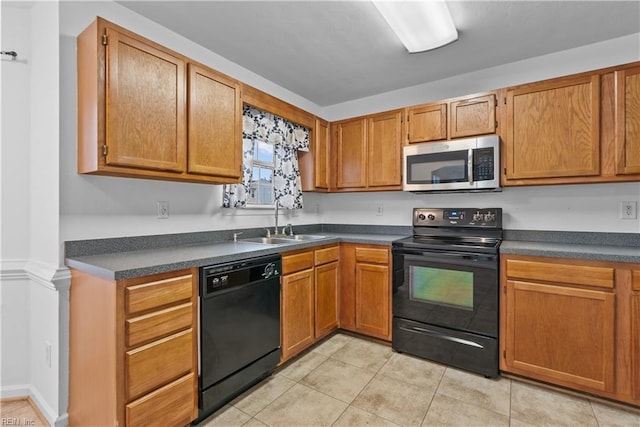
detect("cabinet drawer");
top-left (633, 270), bottom-right (640, 291)
top-left (282, 251), bottom-right (314, 275)
top-left (126, 372), bottom-right (196, 427)
top-left (505, 259), bottom-right (614, 289)
top-left (315, 246), bottom-right (339, 266)
top-left (126, 302), bottom-right (192, 348)
top-left (126, 329), bottom-right (193, 400)
top-left (355, 247), bottom-right (389, 265)
top-left (126, 275), bottom-right (192, 314)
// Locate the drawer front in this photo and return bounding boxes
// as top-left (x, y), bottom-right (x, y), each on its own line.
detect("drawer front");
top-left (126, 302), bottom-right (192, 348)
top-left (505, 259), bottom-right (614, 289)
top-left (126, 329), bottom-right (193, 400)
top-left (126, 373), bottom-right (196, 427)
top-left (282, 250), bottom-right (314, 275)
top-left (126, 274), bottom-right (192, 314)
top-left (355, 247), bottom-right (389, 265)
top-left (315, 246), bottom-right (339, 266)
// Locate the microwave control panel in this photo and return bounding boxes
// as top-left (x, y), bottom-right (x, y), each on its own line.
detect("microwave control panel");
top-left (473, 148), bottom-right (495, 181)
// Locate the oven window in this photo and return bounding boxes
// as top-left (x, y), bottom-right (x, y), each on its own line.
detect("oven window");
top-left (409, 266), bottom-right (473, 309)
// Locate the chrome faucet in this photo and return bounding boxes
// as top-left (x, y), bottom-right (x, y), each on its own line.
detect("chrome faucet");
top-left (282, 223), bottom-right (293, 236)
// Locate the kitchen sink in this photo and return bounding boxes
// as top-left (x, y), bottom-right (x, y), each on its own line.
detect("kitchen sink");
top-left (279, 234), bottom-right (328, 241)
top-left (238, 235), bottom-right (328, 245)
top-left (239, 237), bottom-right (294, 245)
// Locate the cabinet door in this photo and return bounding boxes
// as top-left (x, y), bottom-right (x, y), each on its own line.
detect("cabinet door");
top-left (355, 263), bottom-right (390, 340)
top-left (315, 261), bottom-right (339, 338)
top-left (339, 245), bottom-right (356, 331)
top-left (615, 67), bottom-right (640, 175)
top-left (281, 269), bottom-right (315, 361)
top-left (504, 280), bottom-right (615, 393)
top-left (407, 104), bottom-right (447, 143)
top-left (335, 119), bottom-right (367, 188)
top-left (632, 270), bottom-right (640, 401)
top-left (314, 118), bottom-right (331, 189)
top-left (505, 75), bottom-right (600, 179)
top-left (105, 27), bottom-right (186, 172)
top-left (187, 64), bottom-right (242, 178)
top-left (450, 94), bottom-right (496, 139)
top-left (367, 111), bottom-right (403, 188)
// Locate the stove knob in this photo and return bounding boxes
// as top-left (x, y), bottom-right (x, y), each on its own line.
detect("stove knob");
top-left (473, 211), bottom-right (483, 222)
top-left (483, 212), bottom-right (495, 222)
top-left (418, 214), bottom-right (426, 221)
top-left (427, 214), bottom-right (436, 221)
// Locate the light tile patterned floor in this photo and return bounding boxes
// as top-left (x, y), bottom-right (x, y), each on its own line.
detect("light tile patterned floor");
top-left (202, 333), bottom-right (640, 427)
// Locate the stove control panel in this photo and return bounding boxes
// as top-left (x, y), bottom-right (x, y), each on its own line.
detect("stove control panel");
top-left (413, 208), bottom-right (502, 228)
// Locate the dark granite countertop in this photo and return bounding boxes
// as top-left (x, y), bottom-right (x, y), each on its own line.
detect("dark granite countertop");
top-left (501, 230), bottom-right (640, 263)
top-left (65, 226), bottom-right (640, 280)
top-left (65, 226), bottom-right (410, 280)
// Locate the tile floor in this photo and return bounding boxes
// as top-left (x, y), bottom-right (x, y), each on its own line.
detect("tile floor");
top-left (201, 333), bottom-right (640, 427)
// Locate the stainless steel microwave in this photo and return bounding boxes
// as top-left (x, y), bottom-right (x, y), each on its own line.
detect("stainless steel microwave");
top-left (403, 135), bottom-right (500, 192)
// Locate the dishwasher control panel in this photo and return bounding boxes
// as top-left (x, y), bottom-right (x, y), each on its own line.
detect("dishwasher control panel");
top-left (201, 255), bottom-right (281, 296)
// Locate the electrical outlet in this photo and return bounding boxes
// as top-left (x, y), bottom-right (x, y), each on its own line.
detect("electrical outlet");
top-left (45, 342), bottom-right (52, 368)
top-left (376, 204), bottom-right (384, 216)
top-left (157, 201), bottom-right (169, 219)
top-left (620, 201), bottom-right (637, 219)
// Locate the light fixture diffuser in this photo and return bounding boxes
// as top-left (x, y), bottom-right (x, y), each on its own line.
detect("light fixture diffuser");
top-left (373, 0), bottom-right (458, 53)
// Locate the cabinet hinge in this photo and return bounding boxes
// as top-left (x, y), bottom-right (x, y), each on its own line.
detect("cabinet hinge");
top-left (504, 167), bottom-right (507, 175)
top-left (503, 285), bottom-right (507, 294)
top-left (504, 97), bottom-right (507, 105)
top-left (503, 350), bottom-right (506, 358)
top-left (495, 120), bottom-right (498, 129)
top-left (102, 145), bottom-right (108, 156)
top-left (102, 34), bottom-right (108, 46)
top-left (495, 98), bottom-right (498, 107)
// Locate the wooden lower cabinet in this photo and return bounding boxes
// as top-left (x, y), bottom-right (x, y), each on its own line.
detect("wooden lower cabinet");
top-left (69, 268), bottom-right (198, 426)
top-left (280, 245), bottom-right (339, 362)
top-left (501, 255), bottom-right (640, 406)
top-left (340, 244), bottom-right (392, 341)
top-left (632, 271), bottom-right (640, 402)
top-left (315, 261), bottom-right (339, 338)
top-left (281, 268), bottom-right (315, 361)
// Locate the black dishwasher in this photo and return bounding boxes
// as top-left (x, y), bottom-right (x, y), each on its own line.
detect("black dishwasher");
top-left (196, 254), bottom-right (281, 422)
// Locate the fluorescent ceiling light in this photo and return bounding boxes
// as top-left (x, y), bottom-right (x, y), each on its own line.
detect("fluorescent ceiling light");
top-left (373, 0), bottom-right (458, 53)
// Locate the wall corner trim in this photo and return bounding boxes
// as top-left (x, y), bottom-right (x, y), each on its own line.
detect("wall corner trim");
top-left (0, 259), bottom-right (71, 292)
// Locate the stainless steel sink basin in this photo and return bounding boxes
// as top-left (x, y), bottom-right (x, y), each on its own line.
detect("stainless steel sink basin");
top-left (239, 237), bottom-right (294, 245)
top-left (279, 234), bottom-right (328, 241)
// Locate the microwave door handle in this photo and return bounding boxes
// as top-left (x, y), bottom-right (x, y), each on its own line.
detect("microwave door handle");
top-left (467, 149), bottom-right (474, 184)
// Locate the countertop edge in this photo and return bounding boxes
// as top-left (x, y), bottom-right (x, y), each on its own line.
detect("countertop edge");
top-left (65, 234), bottom-right (405, 280)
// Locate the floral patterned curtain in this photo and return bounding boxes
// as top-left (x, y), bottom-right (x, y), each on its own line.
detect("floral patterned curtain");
top-left (223, 105), bottom-right (309, 209)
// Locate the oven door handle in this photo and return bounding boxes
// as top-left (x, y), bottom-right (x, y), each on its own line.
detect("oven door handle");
top-left (399, 251), bottom-right (498, 269)
top-left (400, 325), bottom-right (484, 349)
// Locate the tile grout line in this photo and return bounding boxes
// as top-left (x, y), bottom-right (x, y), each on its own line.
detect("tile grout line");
top-left (418, 364), bottom-right (448, 426)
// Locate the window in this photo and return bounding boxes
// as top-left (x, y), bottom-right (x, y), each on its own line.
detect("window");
top-left (247, 140), bottom-right (275, 206)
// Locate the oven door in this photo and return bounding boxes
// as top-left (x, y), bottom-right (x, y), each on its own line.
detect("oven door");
top-left (392, 248), bottom-right (498, 337)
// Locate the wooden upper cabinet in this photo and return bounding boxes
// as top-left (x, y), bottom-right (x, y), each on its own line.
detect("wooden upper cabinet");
top-left (187, 64), bottom-right (241, 178)
top-left (77, 17), bottom-right (241, 184)
top-left (367, 110), bottom-right (403, 187)
top-left (314, 118), bottom-right (331, 190)
top-left (335, 118), bottom-right (367, 189)
top-left (615, 67), bottom-right (640, 175)
top-left (505, 74), bottom-right (600, 180)
top-left (104, 27), bottom-right (186, 172)
top-left (450, 94), bottom-right (496, 138)
top-left (407, 103), bottom-right (447, 143)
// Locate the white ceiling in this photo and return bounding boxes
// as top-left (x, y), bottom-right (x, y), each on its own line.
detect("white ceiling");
top-left (117, 1), bottom-right (640, 107)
